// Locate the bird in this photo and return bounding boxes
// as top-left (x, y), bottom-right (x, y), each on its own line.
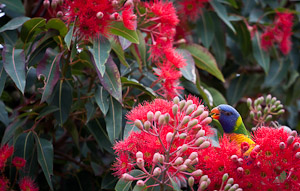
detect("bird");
top-left (210, 104), bottom-right (255, 151)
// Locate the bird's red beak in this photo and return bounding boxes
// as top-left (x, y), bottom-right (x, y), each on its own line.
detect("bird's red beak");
top-left (211, 107), bottom-right (220, 120)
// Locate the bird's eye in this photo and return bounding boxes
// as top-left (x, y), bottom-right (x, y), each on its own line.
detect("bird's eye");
top-left (223, 111), bottom-right (232, 116)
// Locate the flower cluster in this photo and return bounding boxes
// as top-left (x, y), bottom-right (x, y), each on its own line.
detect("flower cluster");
top-left (0, 144), bottom-right (38, 191)
top-left (177, 0), bottom-right (210, 22)
top-left (198, 127), bottom-right (300, 191)
top-left (113, 96), bottom-right (213, 190)
top-left (261, 12), bottom-right (294, 55)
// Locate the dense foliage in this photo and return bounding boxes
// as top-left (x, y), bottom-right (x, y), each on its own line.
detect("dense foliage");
top-left (0, 0), bottom-right (299, 190)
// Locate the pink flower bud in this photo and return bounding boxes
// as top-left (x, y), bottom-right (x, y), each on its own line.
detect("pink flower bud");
top-left (179, 133), bottom-right (187, 139)
top-left (238, 158), bottom-right (243, 165)
top-left (174, 157), bottom-right (183, 165)
top-left (158, 154), bottom-right (165, 163)
top-left (110, 12), bottom-right (120, 20)
top-left (56, 11), bottom-right (63, 18)
top-left (51, 0), bottom-right (58, 9)
top-left (179, 100), bottom-right (186, 110)
top-left (136, 158), bottom-right (144, 169)
top-left (187, 119), bottom-right (198, 129)
top-left (199, 141), bottom-right (210, 149)
top-left (173, 96), bottom-right (179, 104)
top-left (154, 111), bottom-right (161, 121)
top-left (136, 180), bottom-right (144, 187)
top-left (194, 137), bottom-right (205, 146)
top-left (186, 105), bottom-right (194, 115)
top-left (178, 164), bottom-right (188, 171)
top-left (153, 167), bottom-right (161, 176)
top-left (147, 111), bottom-right (154, 121)
top-left (279, 142), bottom-right (286, 150)
top-left (293, 142), bottom-right (300, 151)
top-left (241, 142), bottom-right (249, 153)
top-left (237, 167), bottom-right (244, 174)
top-left (158, 115), bottom-right (165, 125)
top-left (144, 121), bottom-right (151, 131)
top-left (224, 184), bottom-right (231, 190)
top-left (191, 108), bottom-right (204, 118)
top-left (124, 0), bottom-right (133, 7)
top-left (200, 175), bottom-right (208, 182)
top-left (199, 111), bottom-right (209, 121)
top-left (200, 117), bottom-right (212, 125)
top-left (164, 113), bottom-right (170, 124)
top-left (188, 152), bottom-right (198, 160)
top-left (188, 176), bottom-right (194, 187)
top-left (184, 159), bottom-right (191, 166)
top-left (185, 100), bottom-right (193, 108)
top-left (136, 151), bottom-right (143, 159)
top-left (253, 145), bottom-right (261, 152)
top-left (287, 136), bottom-right (295, 145)
top-left (256, 161), bottom-right (261, 168)
top-left (43, 0), bottom-right (50, 8)
top-left (180, 144), bottom-right (188, 153)
top-left (181, 116), bottom-right (190, 126)
top-left (192, 169), bottom-right (203, 177)
top-left (231, 155), bottom-right (238, 162)
top-left (172, 105), bottom-right (178, 116)
top-left (153, 153), bottom-right (160, 163)
top-left (196, 130), bottom-right (206, 138)
top-left (122, 173), bottom-right (134, 181)
top-left (191, 158), bottom-right (198, 165)
top-left (134, 120), bottom-right (143, 130)
top-left (166, 132), bottom-right (173, 143)
top-left (291, 130), bottom-right (298, 137)
top-left (96, 12), bottom-right (104, 19)
top-left (295, 152), bottom-right (300, 159)
top-left (199, 181), bottom-right (208, 191)
top-left (227, 178), bottom-right (234, 184)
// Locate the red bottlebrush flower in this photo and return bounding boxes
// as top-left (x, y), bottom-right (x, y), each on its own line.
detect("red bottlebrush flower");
top-left (63, 0), bottom-right (115, 38)
top-left (19, 177), bottom-right (39, 191)
top-left (177, 0), bottom-right (209, 22)
top-left (164, 48), bottom-right (186, 68)
top-left (260, 29), bottom-right (275, 51)
top-left (0, 176), bottom-right (9, 191)
top-left (146, 1), bottom-right (179, 26)
top-left (12, 157), bottom-right (26, 170)
top-left (122, 6), bottom-right (137, 30)
top-left (0, 145), bottom-right (14, 170)
top-left (279, 35), bottom-right (292, 55)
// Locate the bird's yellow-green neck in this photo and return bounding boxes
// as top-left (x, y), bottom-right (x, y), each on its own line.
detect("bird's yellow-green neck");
top-left (233, 116), bottom-right (251, 137)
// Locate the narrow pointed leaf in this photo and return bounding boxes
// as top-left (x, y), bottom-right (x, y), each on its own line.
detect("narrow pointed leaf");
top-left (21, 17), bottom-right (46, 44)
top-left (89, 35), bottom-right (111, 77)
top-left (227, 75), bottom-right (250, 105)
top-left (85, 101), bottom-right (96, 124)
top-left (198, 10), bottom-right (215, 48)
top-left (2, 44), bottom-right (26, 94)
top-left (109, 36), bottom-right (129, 67)
top-left (14, 132), bottom-right (34, 160)
top-left (0, 16), bottom-right (30, 32)
top-left (252, 32), bottom-right (270, 74)
top-left (36, 48), bottom-right (62, 102)
top-left (95, 85), bottom-right (110, 116)
top-left (110, 22), bottom-right (139, 44)
top-left (105, 96), bottom-right (122, 143)
top-left (34, 135), bottom-right (54, 190)
top-left (177, 49), bottom-right (196, 84)
top-left (0, 101), bottom-right (8, 126)
top-left (1, 30), bottom-right (18, 45)
top-left (0, 0), bottom-right (24, 17)
top-left (0, 61), bottom-right (7, 96)
top-left (64, 25), bottom-right (74, 50)
top-left (1, 118), bottom-right (27, 145)
top-left (121, 77), bottom-right (157, 97)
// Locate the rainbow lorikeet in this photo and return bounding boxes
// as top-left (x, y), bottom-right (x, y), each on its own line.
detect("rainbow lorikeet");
top-left (210, 104), bottom-right (255, 147)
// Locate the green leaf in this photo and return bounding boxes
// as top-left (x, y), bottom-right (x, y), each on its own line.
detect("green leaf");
top-left (52, 80), bottom-right (73, 126)
top-left (211, 13), bottom-right (226, 67)
top-left (64, 25), bottom-right (74, 50)
top-left (177, 49), bottom-right (196, 84)
top-left (95, 85), bottom-right (110, 116)
top-left (210, 0), bottom-right (236, 33)
top-left (86, 119), bottom-right (113, 153)
top-left (1, 30), bottom-right (18, 46)
top-left (170, 177), bottom-right (182, 191)
top-left (0, 61), bottom-right (7, 97)
top-left (97, 57), bottom-right (122, 103)
top-left (232, 22), bottom-right (251, 56)
top-left (0, 101), bottom-right (9, 126)
top-left (90, 35), bottom-right (111, 77)
top-left (34, 135), bottom-right (54, 190)
top-left (37, 105), bottom-right (60, 120)
top-left (0, 0), bottom-right (24, 17)
top-left (121, 77), bottom-right (157, 97)
top-left (101, 172), bottom-right (118, 190)
top-left (263, 60), bottom-right (289, 88)
top-left (105, 96), bottom-right (122, 143)
top-left (123, 122), bottom-right (140, 139)
top-left (1, 118), bottom-right (27, 145)
top-left (85, 101), bottom-right (96, 124)
top-left (46, 18), bottom-right (68, 37)
top-left (0, 16), bottom-right (30, 32)
top-left (2, 44), bottom-right (26, 94)
top-left (182, 43), bottom-right (225, 82)
top-left (227, 75), bottom-right (250, 105)
top-left (21, 17), bottom-right (46, 44)
top-left (109, 36), bottom-right (129, 67)
top-left (133, 185), bottom-right (147, 191)
top-left (130, 30), bottom-right (146, 67)
top-left (198, 10), bottom-right (215, 48)
top-left (115, 170), bottom-right (144, 191)
top-left (110, 22), bottom-right (139, 44)
top-left (206, 87), bottom-right (227, 106)
top-left (14, 132), bottom-right (34, 160)
top-left (252, 32), bottom-right (270, 74)
top-left (36, 49), bottom-right (62, 102)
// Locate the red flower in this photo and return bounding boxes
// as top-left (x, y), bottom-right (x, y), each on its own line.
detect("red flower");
top-left (260, 29), bottom-right (275, 51)
top-left (63, 0), bottom-right (115, 38)
top-left (0, 176), bottom-right (9, 191)
top-left (0, 145), bottom-right (14, 170)
top-left (177, 0), bottom-right (209, 22)
top-left (12, 157), bottom-right (26, 170)
top-left (122, 6), bottom-right (137, 30)
top-left (164, 48), bottom-right (186, 68)
top-left (19, 177), bottom-right (39, 191)
top-left (146, 1), bottom-right (179, 26)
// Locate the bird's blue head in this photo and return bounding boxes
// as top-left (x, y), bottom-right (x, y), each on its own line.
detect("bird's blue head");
top-left (210, 104), bottom-right (241, 133)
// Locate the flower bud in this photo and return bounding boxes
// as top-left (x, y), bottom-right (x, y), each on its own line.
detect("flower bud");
top-left (186, 105), bottom-right (194, 115)
top-left (206, 178), bottom-right (211, 186)
top-left (291, 130), bottom-right (298, 137)
top-left (174, 157), bottom-right (183, 165)
top-left (196, 129), bottom-right (206, 138)
top-left (277, 104), bottom-right (283, 110)
top-left (287, 136), bottom-right (295, 145)
top-left (227, 178), bottom-right (234, 185)
top-left (224, 184), bottom-right (231, 191)
top-left (200, 175), bottom-right (208, 182)
top-left (293, 142), bottom-right (300, 151)
top-left (184, 159), bottom-right (191, 166)
top-left (122, 173), bottom-right (134, 181)
top-left (266, 94), bottom-right (271, 104)
top-left (271, 97), bottom-right (277, 104)
top-left (136, 158), bottom-right (144, 169)
top-left (173, 96), bottom-right (179, 104)
top-left (236, 189), bottom-right (243, 191)
top-left (253, 145), bottom-right (261, 152)
top-left (201, 117), bottom-right (212, 125)
top-left (256, 161), bottom-right (261, 168)
top-left (191, 108), bottom-right (204, 118)
top-left (178, 164), bottom-right (188, 171)
top-left (56, 11), bottom-right (63, 18)
top-left (254, 99), bottom-right (260, 107)
top-left (229, 184), bottom-right (239, 191)
top-left (250, 151), bottom-right (258, 159)
top-left (179, 100), bottom-right (186, 110)
top-left (231, 155), bottom-right (238, 163)
top-left (43, 0), bottom-right (50, 8)
top-left (257, 105), bottom-right (262, 111)
top-left (185, 100), bottom-right (193, 108)
top-left (279, 142), bottom-right (286, 150)
top-left (147, 111), bottom-right (154, 121)
top-left (191, 158), bottom-right (198, 165)
top-left (158, 154), bottom-right (165, 163)
top-left (144, 121), bottom-right (151, 131)
top-left (241, 142), bottom-right (249, 153)
top-left (187, 119), bottom-right (198, 129)
top-left (136, 151), bottom-right (143, 159)
top-left (134, 120), bottom-right (143, 130)
top-left (136, 180), bottom-right (144, 187)
top-left (179, 133), bottom-right (187, 139)
top-left (158, 115), bottom-right (165, 125)
top-left (96, 12), bottom-right (104, 19)
top-left (112, 0), bottom-right (119, 6)
top-left (295, 152), bottom-right (300, 159)
top-left (166, 132), bottom-right (173, 143)
top-left (153, 153), bottom-right (160, 163)
top-left (250, 111), bottom-right (255, 119)
top-left (172, 105), bottom-right (178, 116)
top-left (188, 176), bottom-right (194, 187)
top-left (199, 111), bottom-right (209, 121)
top-left (247, 98), bottom-right (252, 108)
top-left (238, 158), bottom-right (243, 165)
top-left (222, 173), bottom-right (229, 182)
top-left (237, 167), bottom-right (244, 174)
top-left (199, 141), bottom-right (210, 149)
top-left (110, 12), bottom-right (120, 20)
top-left (58, 0), bottom-right (63, 5)
top-left (164, 113), bottom-right (170, 124)
top-left (275, 100), bottom-right (281, 107)
top-left (51, 0), bottom-right (58, 9)
top-left (180, 144), bottom-right (188, 153)
top-left (181, 116), bottom-right (190, 126)
top-left (153, 167), bottom-right (161, 176)
top-left (257, 111), bottom-right (262, 119)
top-left (265, 115), bottom-right (272, 122)
top-left (189, 152), bottom-right (198, 160)
top-left (124, 0), bottom-right (133, 7)
top-left (192, 169), bottom-right (203, 177)
top-left (194, 137), bottom-right (205, 146)
top-left (277, 109), bottom-right (285, 115)
top-left (154, 111), bottom-right (161, 121)
top-left (199, 181), bottom-right (208, 191)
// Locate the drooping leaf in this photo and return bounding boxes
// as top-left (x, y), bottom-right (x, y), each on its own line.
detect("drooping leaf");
top-left (0, 0), bottom-right (24, 17)
top-left (1, 30), bottom-right (18, 45)
top-left (109, 36), bottom-right (129, 67)
top-left (101, 172), bottom-right (118, 190)
top-left (130, 30), bottom-right (146, 68)
top-left (96, 57), bottom-right (122, 103)
top-left (176, 49), bottom-right (196, 84)
top-left (0, 16), bottom-right (30, 32)
top-left (89, 35), bottom-right (111, 77)
top-left (36, 48), bottom-right (62, 102)
top-left (198, 10), bottom-right (215, 48)
top-left (105, 96), bottom-right (122, 143)
top-left (227, 75), bottom-right (250, 105)
top-left (94, 85), bottom-right (110, 116)
top-left (34, 135), bottom-right (54, 190)
top-left (211, 13), bottom-right (226, 67)
top-left (0, 61), bottom-right (7, 96)
top-left (0, 101), bottom-right (9, 126)
top-left (252, 31), bottom-right (270, 74)
top-left (115, 170), bottom-right (144, 191)
top-left (263, 60), bottom-right (289, 88)
top-left (46, 18), bottom-right (68, 37)
top-left (14, 132), bottom-right (34, 160)
top-left (182, 44), bottom-right (225, 82)
top-left (37, 105), bottom-right (60, 120)
top-left (1, 118), bottom-right (27, 145)
top-left (2, 44), bottom-right (26, 94)
top-left (210, 0), bottom-right (236, 33)
top-left (21, 17), bottom-right (46, 44)
top-left (206, 87), bottom-right (227, 106)
top-left (64, 25), bottom-right (74, 50)
top-left (121, 77), bottom-right (157, 97)
top-left (85, 101), bottom-right (96, 124)
top-left (110, 22), bottom-right (139, 44)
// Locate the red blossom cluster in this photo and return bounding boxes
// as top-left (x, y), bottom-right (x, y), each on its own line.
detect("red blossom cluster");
top-left (198, 127), bottom-right (300, 191)
top-left (261, 12), bottom-right (294, 55)
top-left (177, 0), bottom-right (210, 22)
top-left (19, 177), bottom-right (39, 191)
top-left (113, 96), bottom-right (213, 189)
